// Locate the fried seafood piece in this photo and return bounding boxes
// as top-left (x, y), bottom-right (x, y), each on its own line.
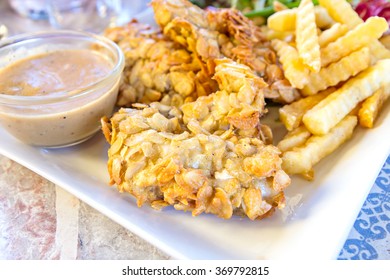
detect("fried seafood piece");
top-left (181, 59), bottom-right (271, 141)
top-left (207, 8), bottom-right (270, 73)
top-left (151, 0), bottom-right (300, 103)
top-left (150, 0), bottom-right (221, 60)
top-left (101, 104), bottom-right (290, 220)
top-left (207, 8), bottom-right (301, 103)
top-left (104, 20), bottom-right (217, 107)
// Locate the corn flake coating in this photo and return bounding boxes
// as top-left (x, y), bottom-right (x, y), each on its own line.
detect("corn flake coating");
top-left (181, 59), bottom-right (268, 138)
top-left (104, 20), bottom-right (217, 107)
top-left (151, 0), bottom-right (221, 60)
top-left (151, 0), bottom-right (300, 104)
top-left (101, 0), bottom-right (294, 220)
top-left (102, 104), bottom-right (289, 220)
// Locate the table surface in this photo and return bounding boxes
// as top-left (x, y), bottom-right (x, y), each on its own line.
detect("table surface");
top-left (0, 0), bottom-right (389, 260)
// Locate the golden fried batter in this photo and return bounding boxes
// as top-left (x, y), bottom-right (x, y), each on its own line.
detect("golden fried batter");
top-left (102, 103), bottom-right (289, 220)
top-left (150, 0), bottom-right (300, 103)
top-left (101, 0), bottom-right (294, 220)
top-left (181, 58), bottom-right (269, 140)
top-left (102, 57), bottom-right (289, 219)
top-left (151, 0), bottom-right (221, 60)
top-left (104, 20), bottom-right (217, 107)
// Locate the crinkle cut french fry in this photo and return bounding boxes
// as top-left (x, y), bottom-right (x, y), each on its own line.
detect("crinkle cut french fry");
top-left (296, 0), bottom-right (321, 72)
top-left (320, 17), bottom-right (388, 67)
top-left (358, 87), bottom-right (390, 128)
top-left (267, 9), bottom-right (297, 32)
top-left (271, 39), bottom-right (309, 89)
top-left (302, 47), bottom-right (370, 95)
top-left (318, 0), bottom-right (363, 29)
top-left (265, 29), bottom-right (295, 42)
top-left (282, 115), bottom-right (357, 175)
top-left (277, 126), bottom-right (312, 153)
top-left (303, 59), bottom-right (390, 135)
top-left (279, 88), bottom-right (333, 131)
top-left (267, 6), bottom-right (334, 32)
top-left (369, 41), bottom-right (390, 62)
top-left (314, 6), bottom-right (335, 29)
top-left (319, 0), bottom-right (390, 61)
top-left (318, 23), bottom-right (348, 48)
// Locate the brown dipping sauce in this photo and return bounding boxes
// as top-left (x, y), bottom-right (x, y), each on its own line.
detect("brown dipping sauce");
top-left (0, 49), bottom-right (120, 147)
top-left (0, 49), bottom-right (112, 97)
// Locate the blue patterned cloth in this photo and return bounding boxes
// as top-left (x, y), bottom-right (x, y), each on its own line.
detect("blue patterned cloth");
top-left (338, 155), bottom-right (390, 260)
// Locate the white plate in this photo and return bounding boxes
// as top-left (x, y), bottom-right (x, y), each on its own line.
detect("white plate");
top-left (1, 101), bottom-right (389, 259)
top-left (1, 7), bottom-right (390, 260)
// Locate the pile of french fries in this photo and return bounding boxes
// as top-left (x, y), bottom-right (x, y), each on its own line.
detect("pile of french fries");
top-left (267, 0), bottom-right (390, 180)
